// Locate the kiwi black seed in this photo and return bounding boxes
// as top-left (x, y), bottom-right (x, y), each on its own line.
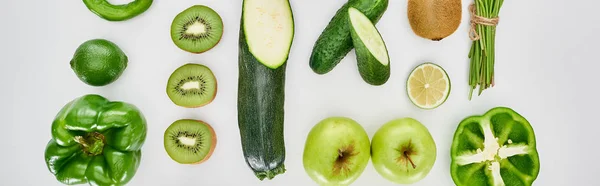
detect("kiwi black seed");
top-left (164, 119), bottom-right (217, 164)
top-left (167, 63), bottom-right (217, 108)
top-left (171, 5), bottom-right (223, 53)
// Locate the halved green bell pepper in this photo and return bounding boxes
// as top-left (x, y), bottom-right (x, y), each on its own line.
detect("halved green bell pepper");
top-left (83, 0), bottom-right (153, 21)
top-left (45, 94), bottom-right (147, 185)
top-left (450, 107), bottom-right (540, 186)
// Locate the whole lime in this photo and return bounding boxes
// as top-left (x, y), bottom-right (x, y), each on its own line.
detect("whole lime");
top-left (70, 39), bottom-right (128, 86)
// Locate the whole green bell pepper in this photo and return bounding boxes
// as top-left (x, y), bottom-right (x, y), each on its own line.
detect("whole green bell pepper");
top-left (450, 107), bottom-right (540, 186)
top-left (45, 94), bottom-right (147, 186)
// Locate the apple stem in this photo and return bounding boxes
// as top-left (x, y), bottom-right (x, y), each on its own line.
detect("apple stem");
top-left (405, 151), bottom-right (416, 169)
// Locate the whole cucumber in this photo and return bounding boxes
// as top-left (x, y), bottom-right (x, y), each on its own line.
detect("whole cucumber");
top-left (309, 0), bottom-right (389, 74)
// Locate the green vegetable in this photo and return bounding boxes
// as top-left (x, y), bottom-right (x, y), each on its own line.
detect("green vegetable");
top-left (309, 0), bottom-right (389, 74)
top-left (83, 0), bottom-right (153, 21)
top-left (238, 0), bottom-right (294, 180)
top-left (348, 7), bottom-right (390, 85)
top-left (468, 0), bottom-right (504, 99)
top-left (450, 107), bottom-right (539, 186)
top-left (70, 39), bottom-right (128, 87)
top-left (45, 94), bottom-right (147, 185)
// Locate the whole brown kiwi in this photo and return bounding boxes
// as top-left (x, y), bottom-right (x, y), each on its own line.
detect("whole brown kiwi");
top-left (407, 0), bottom-right (462, 41)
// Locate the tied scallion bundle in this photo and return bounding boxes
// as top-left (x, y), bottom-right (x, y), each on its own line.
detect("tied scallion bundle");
top-left (468, 0), bottom-right (504, 100)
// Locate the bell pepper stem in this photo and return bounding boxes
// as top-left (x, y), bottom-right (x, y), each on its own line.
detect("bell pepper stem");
top-left (74, 136), bottom-right (88, 148)
top-left (74, 132), bottom-right (105, 156)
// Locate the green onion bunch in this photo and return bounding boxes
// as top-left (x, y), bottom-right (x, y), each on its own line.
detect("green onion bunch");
top-left (468, 0), bottom-right (505, 100)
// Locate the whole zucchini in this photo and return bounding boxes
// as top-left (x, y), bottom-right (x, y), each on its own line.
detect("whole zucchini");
top-left (237, 0), bottom-right (294, 180)
top-left (309, 0), bottom-right (389, 74)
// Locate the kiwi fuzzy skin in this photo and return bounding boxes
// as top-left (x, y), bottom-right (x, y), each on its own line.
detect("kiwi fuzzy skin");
top-left (407, 0), bottom-right (461, 41)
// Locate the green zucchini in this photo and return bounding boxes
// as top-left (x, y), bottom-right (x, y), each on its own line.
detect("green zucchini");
top-left (238, 0), bottom-right (294, 180)
top-left (309, 0), bottom-right (389, 74)
top-left (349, 7), bottom-right (390, 85)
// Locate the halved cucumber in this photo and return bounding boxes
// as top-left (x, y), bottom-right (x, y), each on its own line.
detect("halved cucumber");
top-left (309, 0), bottom-right (389, 74)
top-left (348, 7), bottom-right (390, 86)
top-left (242, 0), bottom-right (295, 69)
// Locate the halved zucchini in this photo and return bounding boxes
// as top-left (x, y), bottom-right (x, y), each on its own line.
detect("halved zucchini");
top-left (238, 0), bottom-right (294, 180)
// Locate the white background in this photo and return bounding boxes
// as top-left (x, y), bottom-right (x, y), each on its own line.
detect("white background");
top-left (1, 0), bottom-right (598, 185)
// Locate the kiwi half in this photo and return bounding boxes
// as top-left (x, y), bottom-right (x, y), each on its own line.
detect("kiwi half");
top-left (171, 5), bottom-right (223, 53)
top-left (164, 119), bottom-right (217, 164)
top-left (167, 63), bottom-right (217, 108)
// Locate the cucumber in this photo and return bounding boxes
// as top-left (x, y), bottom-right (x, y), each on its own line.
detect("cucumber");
top-left (309, 0), bottom-right (389, 74)
top-left (349, 7), bottom-right (390, 85)
top-left (238, 0), bottom-right (294, 180)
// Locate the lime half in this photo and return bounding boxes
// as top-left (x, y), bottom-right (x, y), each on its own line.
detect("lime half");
top-left (407, 63), bottom-right (450, 109)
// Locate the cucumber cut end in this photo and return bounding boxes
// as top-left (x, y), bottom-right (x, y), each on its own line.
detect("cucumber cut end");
top-left (243, 0), bottom-right (294, 69)
top-left (348, 7), bottom-right (389, 66)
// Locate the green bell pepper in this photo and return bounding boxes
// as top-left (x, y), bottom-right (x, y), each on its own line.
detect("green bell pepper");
top-left (450, 107), bottom-right (540, 186)
top-left (45, 94), bottom-right (147, 186)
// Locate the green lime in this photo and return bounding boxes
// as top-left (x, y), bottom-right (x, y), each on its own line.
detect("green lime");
top-left (406, 63), bottom-right (451, 109)
top-left (70, 39), bottom-right (128, 86)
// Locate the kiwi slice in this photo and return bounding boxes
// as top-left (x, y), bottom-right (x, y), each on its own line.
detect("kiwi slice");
top-left (164, 119), bottom-right (217, 164)
top-left (171, 5), bottom-right (223, 53)
top-left (167, 63), bottom-right (217, 108)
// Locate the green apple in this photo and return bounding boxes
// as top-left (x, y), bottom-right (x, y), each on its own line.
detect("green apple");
top-left (371, 118), bottom-right (437, 184)
top-left (303, 117), bottom-right (371, 186)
